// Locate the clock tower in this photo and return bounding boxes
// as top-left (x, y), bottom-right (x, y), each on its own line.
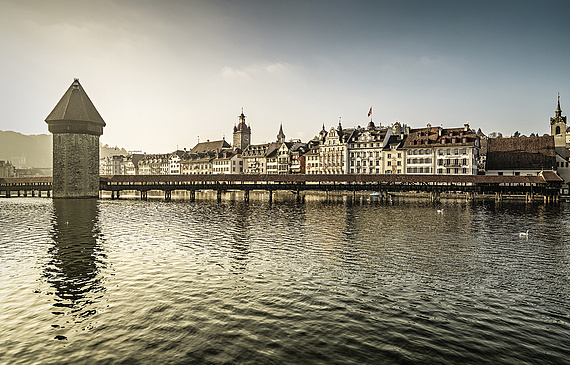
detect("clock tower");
top-left (233, 109), bottom-right (251, 151)
top-left (550, 94), bottom-right (567, 157)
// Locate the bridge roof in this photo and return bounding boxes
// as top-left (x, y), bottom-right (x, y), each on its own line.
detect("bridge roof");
top-left (1, 173), bottom-right (562, 187)
top-left (97, 173), bottom-right (561, 185)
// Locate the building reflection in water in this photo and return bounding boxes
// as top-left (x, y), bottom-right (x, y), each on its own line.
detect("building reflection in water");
top-left (46, 199), bottom-right (106, 332)
top-left (228, 203), bottom-right (251, 274)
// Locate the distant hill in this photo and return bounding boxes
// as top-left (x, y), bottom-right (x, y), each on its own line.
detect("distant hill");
top-left (0, 130), bottom-right (127, 168)
top-left (0, 131), bottom-right (52, 168)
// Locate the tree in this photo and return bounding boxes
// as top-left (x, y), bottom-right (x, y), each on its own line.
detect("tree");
top-left (512, 131), bottom-right (520, 138)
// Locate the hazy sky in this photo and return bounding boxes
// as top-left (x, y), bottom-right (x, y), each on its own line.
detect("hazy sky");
top-left (1, 0), bottom-right (569, 153)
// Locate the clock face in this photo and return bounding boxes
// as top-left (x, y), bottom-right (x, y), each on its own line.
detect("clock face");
top-left (243, 135), bottom-right (249, 142)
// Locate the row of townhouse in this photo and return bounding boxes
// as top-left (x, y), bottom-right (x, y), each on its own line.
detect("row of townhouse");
top-left (99, 122), bottom-right (480, 176)
top-left (101, 98), bottom-right (570, 179)
top-left (305, 120), bottom-right (479, 175)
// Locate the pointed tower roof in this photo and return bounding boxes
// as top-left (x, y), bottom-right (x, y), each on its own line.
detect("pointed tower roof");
top-left (551, 93), bottom-right (567, 126)
top-left (46, 79), bottom-right (105, 125)
top-left (235, 108), bottom-right (248, 132)
top-left (45, 79), bottom-right (105, 135)
top-left (277, 123), bottom-right (285, 142)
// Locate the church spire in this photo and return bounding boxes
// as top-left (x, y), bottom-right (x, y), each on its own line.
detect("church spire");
top-left (556, 93), bottom-right (562, 117)
top-left (277, 123), bottom-right (285, 143)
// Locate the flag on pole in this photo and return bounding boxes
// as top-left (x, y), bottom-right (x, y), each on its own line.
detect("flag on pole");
top-left (368, 106), bottom-right (372, 117)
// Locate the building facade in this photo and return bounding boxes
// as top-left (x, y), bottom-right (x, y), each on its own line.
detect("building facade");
top-left (403, 124), bottom-right (479, 175)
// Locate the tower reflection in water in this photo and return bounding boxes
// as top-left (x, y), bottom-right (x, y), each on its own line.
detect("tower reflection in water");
top-left (46, 199), bottom-right (106, 336)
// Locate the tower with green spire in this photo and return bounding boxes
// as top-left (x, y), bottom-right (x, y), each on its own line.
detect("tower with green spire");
top-left (45, 79), bottom-right (106, 198)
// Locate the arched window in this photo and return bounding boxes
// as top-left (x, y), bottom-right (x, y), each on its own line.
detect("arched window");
top-left (556, 126), bottom-right (561, 135)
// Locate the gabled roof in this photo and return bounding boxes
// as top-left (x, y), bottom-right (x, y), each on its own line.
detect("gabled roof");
top-left (382, 135), bottom-right (405, 150)
top-left (190, 140), bottom-right (231, 154)
top-left (540, 170), bottom-right (563, 182)
top-left (486, 136), bottom-right (556, 170)
top-left (265, 142), bottom-right (281, 157)
top-left (45, 79), bottom-right (105, 126)
top-left (402, 125), bottom-right (478, 148)
top-left (243, 142), bottom-right (270, 157)
top-left (348, 127), bottom-right (388, 144)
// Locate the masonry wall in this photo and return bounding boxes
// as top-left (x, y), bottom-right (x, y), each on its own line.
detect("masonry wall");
top-left (52, 133), bottom-right (100, 198)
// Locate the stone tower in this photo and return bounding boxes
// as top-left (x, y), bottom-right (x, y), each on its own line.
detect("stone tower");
top-left (45, 79), bottom-right (105, 198)
top-left (233, 109), bottom-right (251, 150)
top-left (550, 94), bottom-right (567, 157)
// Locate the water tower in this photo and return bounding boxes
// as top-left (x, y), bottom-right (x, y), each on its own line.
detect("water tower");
top-left (45, 79), bottom-right (105, 198)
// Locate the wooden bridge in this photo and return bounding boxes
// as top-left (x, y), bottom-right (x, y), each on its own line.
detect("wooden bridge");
top-left (0, 172), bottom-right (563, 203)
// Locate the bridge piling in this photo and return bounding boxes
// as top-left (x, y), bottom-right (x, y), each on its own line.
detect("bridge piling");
top-left (495, 192), bottom-right (503, 203)
top-left (430, 191), bottom-right (440, 203)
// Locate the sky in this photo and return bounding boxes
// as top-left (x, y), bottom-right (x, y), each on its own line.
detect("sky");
top-left (1, 0), bottom-right (569, 153)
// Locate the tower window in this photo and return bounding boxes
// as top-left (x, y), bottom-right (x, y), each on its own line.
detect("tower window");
top-left (556, 126), bottom-right (561, 135)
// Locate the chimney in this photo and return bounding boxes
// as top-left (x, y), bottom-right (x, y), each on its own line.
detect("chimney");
top-left (464, 123), bottom-right (469, 132)
top-left (427, 123), bottom-right (431, 129)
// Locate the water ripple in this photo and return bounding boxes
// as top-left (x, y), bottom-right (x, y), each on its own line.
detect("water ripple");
top-left (1, 198), bottom-right (570, 363)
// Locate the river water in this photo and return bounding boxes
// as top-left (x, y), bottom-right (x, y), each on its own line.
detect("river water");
top-left (1, 195), bottom-right (569, 364)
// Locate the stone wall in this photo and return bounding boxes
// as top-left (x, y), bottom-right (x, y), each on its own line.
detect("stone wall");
top-left (52, 133), bottom-right (100, 198)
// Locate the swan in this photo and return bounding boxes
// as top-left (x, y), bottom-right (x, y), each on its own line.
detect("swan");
top-left (519, 230), bottom-right (529, 237)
